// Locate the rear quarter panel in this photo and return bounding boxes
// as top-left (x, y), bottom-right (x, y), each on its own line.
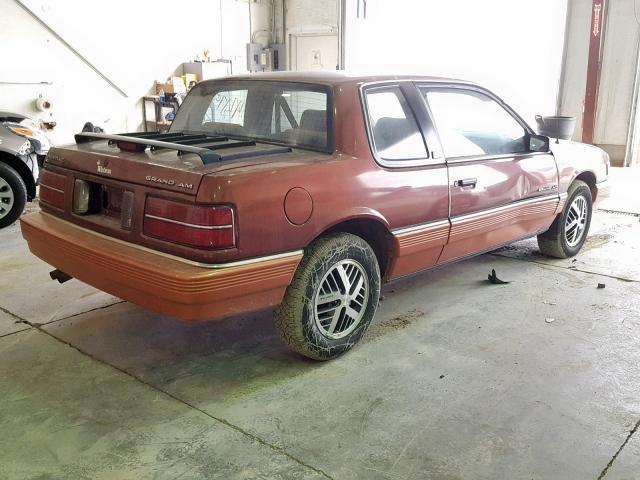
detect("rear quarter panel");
top-left (197, 82), bottom-right (449, 262)
top-left (198, 154), bottom-right (449, 262)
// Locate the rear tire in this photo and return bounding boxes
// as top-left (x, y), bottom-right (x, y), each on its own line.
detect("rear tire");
top-left (274, 233), bottom-right (381, 361)
top-left (537, 180), bottom-right (592, 258)
top-left (0, 163), bottom-right (27, 229)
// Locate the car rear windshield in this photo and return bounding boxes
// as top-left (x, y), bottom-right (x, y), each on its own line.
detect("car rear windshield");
top-left (170, 80), bottom-right (332, 152)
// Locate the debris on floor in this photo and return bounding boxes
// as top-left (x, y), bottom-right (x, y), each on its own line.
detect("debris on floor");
top-left (543, 300), bottom-right (557, 305)
top-left (366, 309), bottom-right (425, 341)
top-left (487, 269), bottom-right (510, 284)
top-left (545, 317), bottom-right (555, 324)
top-left (597, 283), bottom-right (606, 289)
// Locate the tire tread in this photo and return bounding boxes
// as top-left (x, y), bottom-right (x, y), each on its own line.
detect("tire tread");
top-left (274, 233), bottom-right (380, 360)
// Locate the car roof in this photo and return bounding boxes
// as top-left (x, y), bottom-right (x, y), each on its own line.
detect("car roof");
top-left (201, 70), bottom-right (476, 88)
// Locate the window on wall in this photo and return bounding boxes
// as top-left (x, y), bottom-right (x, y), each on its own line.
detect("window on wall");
top-left (422, 88), bottom-right (528, 158)
top-left (364, 86), bottom-right (427, 161)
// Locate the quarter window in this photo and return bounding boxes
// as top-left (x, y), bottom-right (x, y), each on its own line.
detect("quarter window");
top-left (365, 87), bottom-right (427, 161)
top-left (422, 88), bottom-right (528, 158)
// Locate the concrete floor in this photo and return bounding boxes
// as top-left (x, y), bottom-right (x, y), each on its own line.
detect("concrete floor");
top-left (1, 170), bottom-right (639, 479)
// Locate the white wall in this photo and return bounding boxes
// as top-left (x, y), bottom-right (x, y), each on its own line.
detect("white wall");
top-left (285, 0), bottom-right (337, 35)
top-left (594, 1), bottom-right (639, 150)
top-left (286, 0), bottom-right (338, 70)
top-left (559, 0), bottom-right (640, 165)
top-left (558, 0), bottom-right (591, 141)
top-left (345, 0), bottom-right (568, 128)
top-left (0, 0), bottom-right (249, 145)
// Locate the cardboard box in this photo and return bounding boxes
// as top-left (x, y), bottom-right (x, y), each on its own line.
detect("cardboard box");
top-left (155, 77), bottom-right (186, 95)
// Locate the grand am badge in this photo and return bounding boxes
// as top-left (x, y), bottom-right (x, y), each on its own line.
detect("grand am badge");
top-left (145, 175), bottom-right (193, 190)
top-left (46, 153), bottom-right (65, 165)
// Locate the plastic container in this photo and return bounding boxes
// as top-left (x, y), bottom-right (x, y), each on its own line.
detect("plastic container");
top-left (535, 115), bottom-right (576, 140)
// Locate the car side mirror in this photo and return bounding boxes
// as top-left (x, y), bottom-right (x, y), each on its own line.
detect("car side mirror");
top-left (529, 134), bottom-right (550, 153)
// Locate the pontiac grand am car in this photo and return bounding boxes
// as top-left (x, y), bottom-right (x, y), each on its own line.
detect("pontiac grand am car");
top-left (21, 72), bottom-right (610, 360)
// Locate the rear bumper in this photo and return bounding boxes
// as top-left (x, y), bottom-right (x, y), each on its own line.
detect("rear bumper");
top-left (20, 212), bottom-right (302, 321)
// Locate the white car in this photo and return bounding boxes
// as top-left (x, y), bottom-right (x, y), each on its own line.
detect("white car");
top-left (0, 111), bottom-right (51, 228)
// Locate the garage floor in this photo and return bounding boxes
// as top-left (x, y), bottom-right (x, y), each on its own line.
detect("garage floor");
top-left (1, 169), bottom-right (639, 480)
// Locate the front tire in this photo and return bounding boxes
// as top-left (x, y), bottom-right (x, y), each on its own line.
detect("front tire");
top-left (275, 233), bottom-right (381, 360)
top-left (537, 180), bottom-right (592, 258)
top-left (0, 163), bottom-right (27, 229)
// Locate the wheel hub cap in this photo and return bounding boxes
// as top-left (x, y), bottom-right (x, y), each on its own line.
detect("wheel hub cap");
top-left (565, 195), bottom-right (588, 247)
top-left (314, 259), bottom-right (369, 339)
top-left (0, 177), bottom-right (15, 220)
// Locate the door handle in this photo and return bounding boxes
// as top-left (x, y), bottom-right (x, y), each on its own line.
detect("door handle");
top-left (454, 178), bottom-right (477, 188)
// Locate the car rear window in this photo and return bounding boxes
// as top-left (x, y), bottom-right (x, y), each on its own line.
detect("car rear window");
top-left (171, 81), bottom-right (331, 152)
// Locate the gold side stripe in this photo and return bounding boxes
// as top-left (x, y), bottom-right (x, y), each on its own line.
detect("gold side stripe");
top-left (39, 212), bottom-right (302, 270)
top-left (39, 184), bottom-right (65, 195)
top-left (392, 194), bottom-right (559, 239)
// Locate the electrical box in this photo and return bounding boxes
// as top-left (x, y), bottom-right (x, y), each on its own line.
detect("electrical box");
top-left (247, 43), bottom-right (266, 72)
top-left (271, 44), bottom-right (286, 71)
top-left (247, 43), bottom-right (287, 72)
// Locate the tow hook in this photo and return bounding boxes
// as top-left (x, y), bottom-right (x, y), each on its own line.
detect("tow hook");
top-left (49, 269), bottom-right (72, 284)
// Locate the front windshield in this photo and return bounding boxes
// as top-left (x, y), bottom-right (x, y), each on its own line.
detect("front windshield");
top-left (170, 80), bottom-right (331, 152)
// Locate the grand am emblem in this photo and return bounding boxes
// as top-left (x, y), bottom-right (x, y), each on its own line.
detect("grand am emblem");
top-left (97, 159), bottom-right (112, 175)
top-left (46, 153), bottom-right (66, 165)
top-left (145, 175), bottom-right (193, 190)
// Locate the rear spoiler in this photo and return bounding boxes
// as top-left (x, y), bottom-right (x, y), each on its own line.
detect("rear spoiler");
top-left (75, 131), bottom-right (291, 165)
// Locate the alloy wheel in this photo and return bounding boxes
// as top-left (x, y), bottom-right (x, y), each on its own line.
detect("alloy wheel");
top-left (565, 195), bottom-right (588, 247)
top-left (314, 259), bottom-right (369, 339)
top-left (0, 177), bottom-right (15, 220)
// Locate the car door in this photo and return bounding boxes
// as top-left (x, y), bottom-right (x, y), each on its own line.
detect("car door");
top-left (417, 85), bottom-right (560, 263)
top-left (360, 83), bottom-right (450, 279)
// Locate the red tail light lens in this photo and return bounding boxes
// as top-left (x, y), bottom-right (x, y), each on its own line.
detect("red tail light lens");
top-left (143, 197), bottom-right (235, 249)
top-left (39, 170), bottom-right (66, 209)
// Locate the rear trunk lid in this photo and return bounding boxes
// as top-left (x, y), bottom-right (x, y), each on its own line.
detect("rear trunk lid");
top-left (38, 132), bottom-right (325, 263)
top-left (45, 132), bottom-right (296, 195)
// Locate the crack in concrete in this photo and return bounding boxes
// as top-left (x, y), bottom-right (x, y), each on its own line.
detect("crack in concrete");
top-left (0, 301), bottom-right (126, 337)
top-left (491, 253), bottom-right (639, 284)
top-left (0, 329), bottom-right (29, 339)
top-left (16, 318), bottom-right (334, 480)
top-left (46, 300), bottom-right (126, 324)
top-left (598, 208), bottom-right (640, 218)
top-left (0, 304), bottom-right (29, 323)
top-left (597, 418), bottom-right (640, 479)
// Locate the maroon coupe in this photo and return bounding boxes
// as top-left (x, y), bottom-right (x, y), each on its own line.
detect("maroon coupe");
top-left (21, 72), bottom-right (610, 359)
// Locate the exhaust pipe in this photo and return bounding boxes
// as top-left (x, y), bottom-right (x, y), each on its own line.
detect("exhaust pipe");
top-left (49, 269), bottom-right (72, 284)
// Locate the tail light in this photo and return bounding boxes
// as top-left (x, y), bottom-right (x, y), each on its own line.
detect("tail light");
top-left (143, 197), bottom-right (235, 249)
top-left (39, 170), bottom-right (66, 209)
top-left (73, 179), bottom-right (91, 214)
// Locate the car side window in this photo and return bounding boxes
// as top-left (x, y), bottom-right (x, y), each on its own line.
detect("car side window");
top-left (422, 88), bottom-right (528, 158)
top-left (365, 86), bottom-right (428, 161)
